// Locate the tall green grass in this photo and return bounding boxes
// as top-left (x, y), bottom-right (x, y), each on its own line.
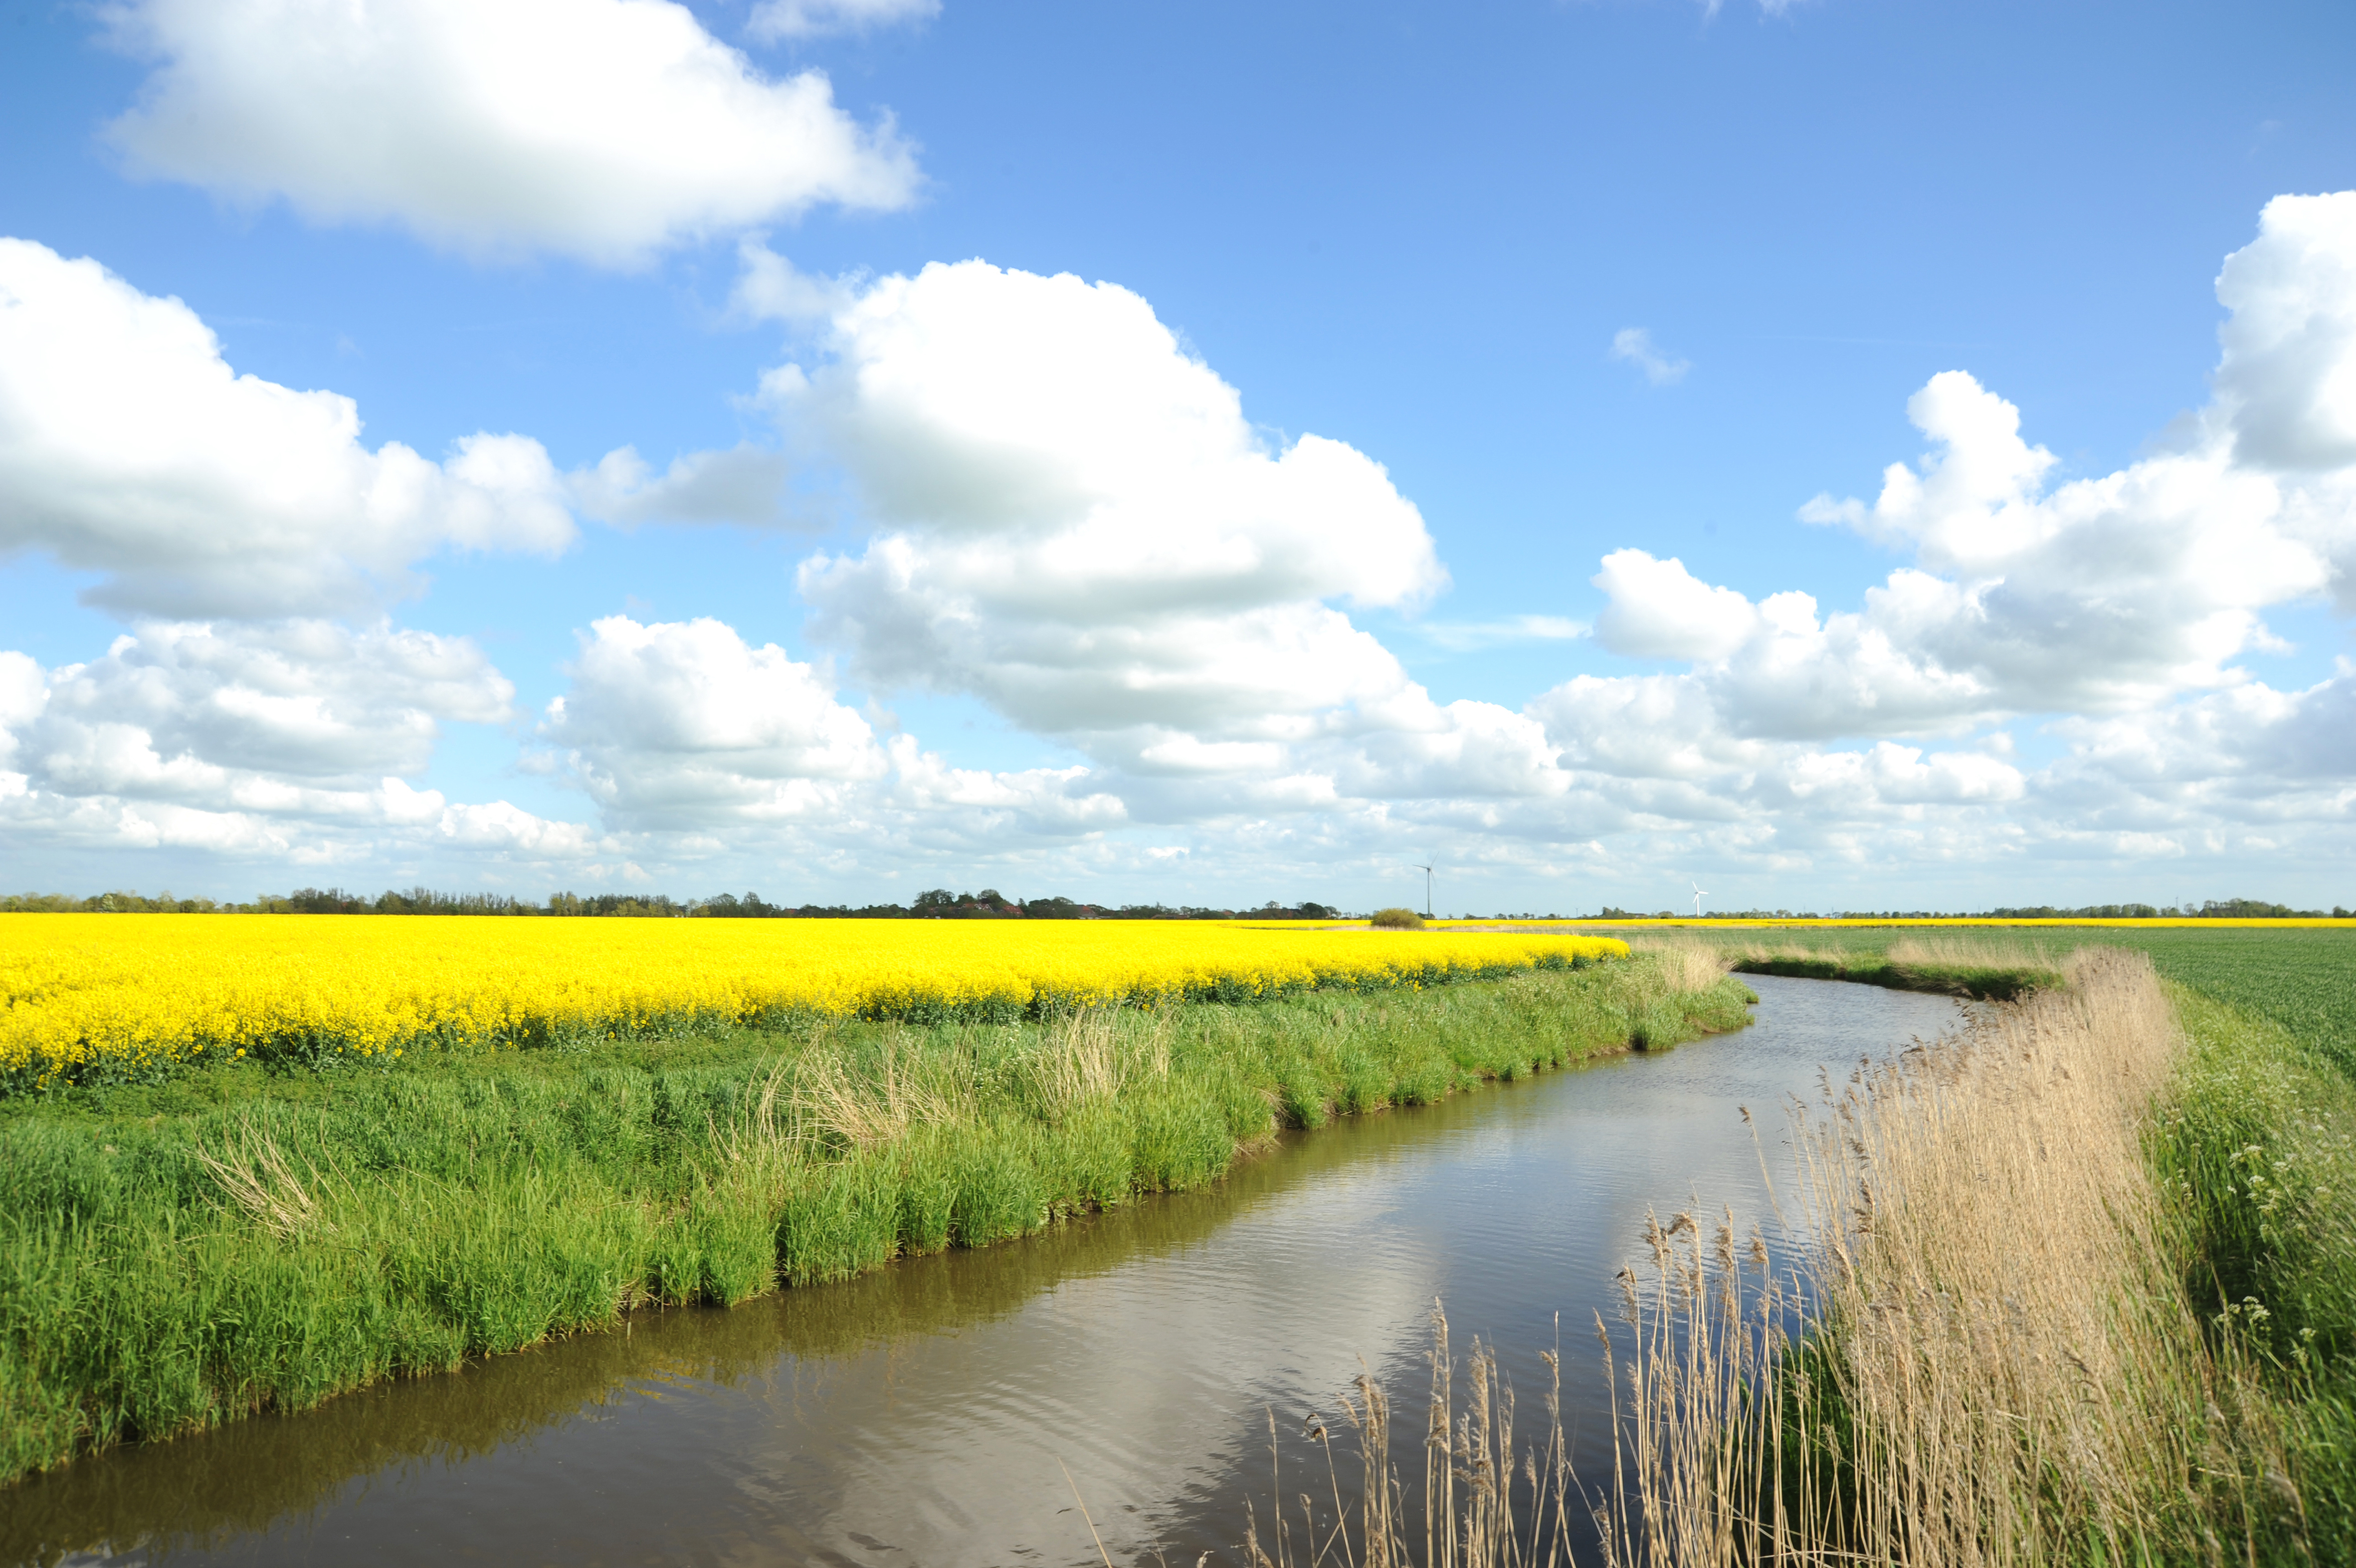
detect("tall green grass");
top-left (0, 955), bottom-right (1753, 1487)
top-left (2155, 986), bottom-right (2356, 1562)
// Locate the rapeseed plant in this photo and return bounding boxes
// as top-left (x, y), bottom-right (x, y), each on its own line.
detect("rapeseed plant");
top-left (0, 916), bottom-right (1626, 1094)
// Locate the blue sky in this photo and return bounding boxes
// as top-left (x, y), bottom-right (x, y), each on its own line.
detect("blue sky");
top-left (3, 0), bottom-right (2354, 913)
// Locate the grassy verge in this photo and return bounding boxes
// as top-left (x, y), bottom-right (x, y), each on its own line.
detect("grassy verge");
top-left (1721, 931), bottom-right (2061, 999)
top-left (2156, 985), bottom-right (2356, 1561)
top-left (0, 954), bottom-right (1753, 1488)
top-left (1611, 922), bottom-right (2356, 1076)
top-left (1455, 924), bottom-right (2073, 999)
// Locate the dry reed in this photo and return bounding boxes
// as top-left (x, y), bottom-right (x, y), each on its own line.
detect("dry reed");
top-left (1882, 933), bottom-right (2066, 977)
top-left (713, 1053), bottom-right (796, 1176)
top-left (1597, 948), bottom-right (2295, 1566)
top-left (1246, 1303), bottom-right (1583, 1568)
top-left (194, 1119), bottom-right (338, 1240)
top-left (1021, 1004), bottom-right (1171, 1118)
top-left (789, 1030), bottom-right (973, 1149)
top-left (1623, 936), bottom-right (1737, 995)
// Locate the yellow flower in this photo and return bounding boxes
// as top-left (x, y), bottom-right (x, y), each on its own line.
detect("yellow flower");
top-left (0, 913), bottom-right (1629, 1082)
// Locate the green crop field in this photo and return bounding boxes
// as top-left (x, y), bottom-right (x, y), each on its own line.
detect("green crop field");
top-left (2085, 927), bottom-right (2356, 1074)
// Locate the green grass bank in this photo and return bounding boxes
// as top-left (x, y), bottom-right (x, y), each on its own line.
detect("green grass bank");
top-left (0, 954), bottom-right (1753, 1488)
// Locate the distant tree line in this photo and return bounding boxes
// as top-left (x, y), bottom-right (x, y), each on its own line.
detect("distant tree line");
top-left (9, 888), bottom-right (2346, 920)
top-left (1875, 900), bottom-right (2353, 919)
top-left (0, 886), bottom-right (1348, 919)
top-left (2, 890), bottom-right (228, 914)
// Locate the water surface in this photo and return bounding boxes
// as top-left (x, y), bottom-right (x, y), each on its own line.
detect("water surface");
top-left (7, 976), bottom-right (1962, 1567)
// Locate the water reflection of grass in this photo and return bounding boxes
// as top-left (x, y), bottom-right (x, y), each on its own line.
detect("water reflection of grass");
top-left (0, 953), bottom-right (1754, 1496)
top-left (2, 1131), bottom-right (1337, 1566)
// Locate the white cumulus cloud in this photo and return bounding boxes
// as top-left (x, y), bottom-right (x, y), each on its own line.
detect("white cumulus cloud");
top-left (2212, 191), bottom-right (2356, 473)
top-left (771, 257), bottom-right (1459, 782)
top-left (884, 735), bottom-right (1128, 834)
top-left (0, 238), bottom-right (575, 619)
top-left (534, 614), bottom-right (1133, 855)
top-left (733, 253), bottom-right (2052, 864)
top-left (0, 620), bottom-right (599, 866)
top-left (1591, 549), bottom-right (1761, 661)
top-left (102, 0), bottom-right (921, 266)
top-left (8, 621), bottom-right (512, 807)
top-left (542, 615), bottom-right (890, 831)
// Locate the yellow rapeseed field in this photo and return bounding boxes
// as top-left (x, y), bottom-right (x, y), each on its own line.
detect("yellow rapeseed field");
top-left (0, 915), bottom-right (1628, 1091)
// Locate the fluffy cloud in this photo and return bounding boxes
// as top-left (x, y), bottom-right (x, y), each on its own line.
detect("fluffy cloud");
top-left (0, 620), bottom-right (599, 863)
top-left (1530, 674), bottom-right (1763, 784)
top-left (1318, 693), bottom-right (1571, 806)
top-left (542, 615), bottom-right (889, 831)
top-left (515, 607), bottom-right (1558, 872)
top-left (1524, 672), bottom-right (2026, 852)
top-left (0, 652), bottom-right (44, 775)
top-left (1592, 549), bottom-right (1762, 662)
top-left (2213, 192), bottom-right (2356, 474)
top-left (0, 239), bottom-right (574, 619)
top-left (536, 614), bottom-right (1131, 852)
top-left (2039, 666), bottom-right (2356, 827)
top-left (9, 621), bottom-right (510, 806)
top-left (431, 797), bottom-right (601, 856)
top-left (102, 0), bottom-right (919, 266)
top-left (742, 253), bottom-right (2099, 864)
top-left (884, 735), bottom-right (1128, 836)
top-left (775, 258), bottom-right (1464, 780)
top-left (1786, 372), bottom-right (2318, 723)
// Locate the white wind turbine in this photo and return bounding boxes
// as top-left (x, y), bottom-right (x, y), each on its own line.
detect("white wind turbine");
top-left (1692, 880), bottom-right (1711, 918)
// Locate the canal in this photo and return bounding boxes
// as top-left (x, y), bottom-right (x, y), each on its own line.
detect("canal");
top-left (5, 975), bottom-right (1963, 1567)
